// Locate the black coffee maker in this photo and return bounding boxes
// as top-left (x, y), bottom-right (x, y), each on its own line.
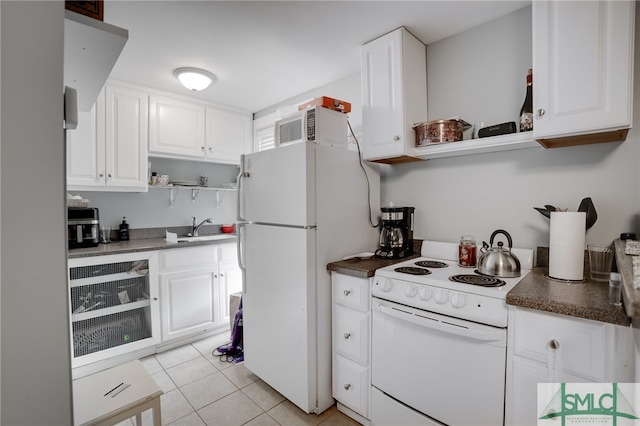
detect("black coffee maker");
top-left (375, 206), bottom-right (414, 259)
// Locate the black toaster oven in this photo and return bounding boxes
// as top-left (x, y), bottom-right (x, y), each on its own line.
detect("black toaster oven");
top-left (68, 207), bottom-right (100, 249)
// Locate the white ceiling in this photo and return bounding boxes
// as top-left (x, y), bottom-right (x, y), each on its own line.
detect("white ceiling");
top-left (104, 1), bottom-right (530, 113)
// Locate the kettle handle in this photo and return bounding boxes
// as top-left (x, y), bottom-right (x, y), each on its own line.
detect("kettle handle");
top-left (489, 229), bottom-right (513, 250)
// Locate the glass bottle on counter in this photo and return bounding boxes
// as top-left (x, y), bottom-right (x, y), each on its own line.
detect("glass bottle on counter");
top-left (459, 235), bottom-right (477, 267)
top-left (519, 68), bottom-right (533, 132)
top-left (119, 217), bottom-right (130, 241)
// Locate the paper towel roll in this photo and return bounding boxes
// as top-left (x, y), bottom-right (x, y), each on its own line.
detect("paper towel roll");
top-left (549, 212), bottom-right (586, 280)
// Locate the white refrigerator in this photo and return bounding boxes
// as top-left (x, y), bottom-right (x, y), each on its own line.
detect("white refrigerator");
top-left (236, 142), bottom-right (379, 414)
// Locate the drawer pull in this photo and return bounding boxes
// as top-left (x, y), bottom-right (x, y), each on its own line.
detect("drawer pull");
top-left (343, 290), bottom-right (351, 296)
top-left (548, 339), bottom-right (560, 350)
top-left (344, 384), bottom-right (351, 390)
top-left (344, 333), bottom-right (351, 339)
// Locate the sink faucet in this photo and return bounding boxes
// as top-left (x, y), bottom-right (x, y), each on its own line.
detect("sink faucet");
top-left (191, 217), bottom-right (214, 236)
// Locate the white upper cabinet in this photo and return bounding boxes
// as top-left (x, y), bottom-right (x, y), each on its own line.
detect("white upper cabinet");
top-left (149, 95), bottom-right (207, 158)
top-left (67, 100), bottom-right (104, 188)
top-left (206, 107), bottom-right (252, 164)
top-left (533, 0), bottom-right (635, 147)
top-left (361, 27), bottom-right (427, 164)
top-left (104, 84), bottom-right (149, 189)
top-left (149, 94), bottom-right (252, 164)
top-left (67, 84), bottom-right (149, 192)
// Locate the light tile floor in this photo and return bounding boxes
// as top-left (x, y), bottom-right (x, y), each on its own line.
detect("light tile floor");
top-left (119, 333), bottom-right (362, 426)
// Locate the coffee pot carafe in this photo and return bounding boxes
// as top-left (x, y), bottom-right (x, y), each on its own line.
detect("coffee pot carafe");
top-left (375, 206), bottom-right (414, 259)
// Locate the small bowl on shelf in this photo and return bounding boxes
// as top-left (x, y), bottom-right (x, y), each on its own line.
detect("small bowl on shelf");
top-left (221, 224), bottom-right (235, 234)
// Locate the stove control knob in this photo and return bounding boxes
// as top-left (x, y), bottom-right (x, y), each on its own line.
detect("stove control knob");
top-left (451, 293), bottom-right (467, 308)
top-left (419, 287), bottom-right (433, 301)
top-left (378, 278), bottom-right (393, 292)
top-left (405, 284), bottom-right (417, 298)
top-left (434, 290), bottom-right (450, 305)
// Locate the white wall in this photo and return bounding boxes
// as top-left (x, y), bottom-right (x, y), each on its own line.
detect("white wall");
top-left (381, 5), bottom-right (640, 249)
top-left (1, 1), bottom-right (73, 424)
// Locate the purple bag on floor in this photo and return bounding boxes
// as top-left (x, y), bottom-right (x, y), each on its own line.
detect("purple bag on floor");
top-left (213, 297), bottom-right (243, 363)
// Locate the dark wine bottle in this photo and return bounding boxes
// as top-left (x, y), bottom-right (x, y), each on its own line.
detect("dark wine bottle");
top-left (519, 69), bottom-right (533, 132)
top-left (119, 217), bottom-right (129, 241)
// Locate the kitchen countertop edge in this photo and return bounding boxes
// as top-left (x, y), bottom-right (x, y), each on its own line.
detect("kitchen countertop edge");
top-left (68, 235), bottom-right (237, 259)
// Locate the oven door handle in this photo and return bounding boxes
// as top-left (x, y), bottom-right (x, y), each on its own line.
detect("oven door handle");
top-left (375, 302), bottom-right (504, 343)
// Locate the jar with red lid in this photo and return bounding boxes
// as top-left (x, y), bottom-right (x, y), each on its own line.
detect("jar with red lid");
top-left (459, 235), bottom-right (477, 267)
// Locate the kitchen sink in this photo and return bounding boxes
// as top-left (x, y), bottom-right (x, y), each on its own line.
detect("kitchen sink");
top-left (176, 234), bottom-right (236, 242)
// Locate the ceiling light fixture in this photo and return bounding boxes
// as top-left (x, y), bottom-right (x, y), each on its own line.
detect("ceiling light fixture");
top-left (173, 67), bottom-right (217, 92)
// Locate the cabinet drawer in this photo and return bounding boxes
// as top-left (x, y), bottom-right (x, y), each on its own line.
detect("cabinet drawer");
top-left (158, 246), bottom-right (218, 273)
top-left (333, 355), bottom-right (369, 417)
top-left (512, 308), bottom-right (607, 381)
top-left (334, 304), bottom-right (369, 365)
top-left (332, 273), bottom-right (370, 311)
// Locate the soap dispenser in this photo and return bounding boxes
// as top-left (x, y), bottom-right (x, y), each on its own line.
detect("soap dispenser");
top-left (119, 217), bottom-right (130, 241)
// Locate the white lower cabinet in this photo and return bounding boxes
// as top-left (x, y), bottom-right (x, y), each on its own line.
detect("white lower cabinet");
top-left (505, 306), bottom-right (634, 426)
top-left (68, 251), bottom-right (160, 369)
top-left (332, 272), bottom-right (371, 421)
top-left (160, 266), bottom-right (220, 341)
top-left (158, 243), bottom-right (242, 343)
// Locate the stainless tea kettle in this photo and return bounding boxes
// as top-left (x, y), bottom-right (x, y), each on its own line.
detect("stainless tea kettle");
top-left (477, 229), bottom-right (521, 278)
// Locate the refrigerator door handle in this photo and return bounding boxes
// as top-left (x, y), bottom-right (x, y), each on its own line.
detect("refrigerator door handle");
top-left (236, 222), bottom-right (246, 279)
top-left (236, 155), bottom-right (247, 222)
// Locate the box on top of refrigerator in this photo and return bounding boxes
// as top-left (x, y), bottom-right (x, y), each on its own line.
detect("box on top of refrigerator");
top-left (298, 96), bottom-right (351, 113)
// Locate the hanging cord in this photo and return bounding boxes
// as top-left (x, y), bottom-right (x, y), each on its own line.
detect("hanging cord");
top-left (348, 120), bottom-right (380, 228)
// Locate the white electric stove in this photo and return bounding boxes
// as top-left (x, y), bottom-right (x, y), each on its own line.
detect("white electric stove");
top-left (370, 240), bottom-right (534, 426)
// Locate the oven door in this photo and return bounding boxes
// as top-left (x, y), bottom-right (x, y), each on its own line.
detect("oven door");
top-left (371, 297), bottom-right (507, 426)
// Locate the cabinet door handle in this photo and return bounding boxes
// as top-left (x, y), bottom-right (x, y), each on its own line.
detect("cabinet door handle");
top-left (153, 297), bottom-right (158, 301)
top-left (343, 332), bottom-right (351, 339)
top-left (343, 290), bottom-right (351, 296)
top-left (214, 274), bottom-right (218, 278)
top-left (393, 135), bottom-right (400, 141)
top-left (537, 108), bottom-right (546, 117)
top-left (548, 339), bottom-right (559, 350)
top-left (220, 273), bottom-right (224, 277)
top-left (201, 146), bottom-right (205, 152)
top-left (344, 384), bottom-right (351, 390)
top-left (208, 147), bottom-right (213, 152)
top-left (99, 173), bottom-right (104, 178)
top-left (107, 173), bottom-right (112, 178)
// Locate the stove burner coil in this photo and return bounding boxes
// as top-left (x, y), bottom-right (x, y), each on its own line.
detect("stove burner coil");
top-left (449, 274), bottom-right (506, 287)
top-left (394, 267), bottom-right (432, 275)
top-left (414, 260), bottom-right (448, 269)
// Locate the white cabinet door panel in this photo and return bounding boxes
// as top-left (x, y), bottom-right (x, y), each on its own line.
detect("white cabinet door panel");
top-left (206, 108), bottom-right (252, 164)
top-left (533, 0), bottom-right (634, 138)
top-left (149, 95), bottom-right (206, 158)
top-left (160, 269), bottom-right (219, 341)
top-left (105, 85), bottom-right (148, 188)
top-left (67, 104), bottom-right (105, 187)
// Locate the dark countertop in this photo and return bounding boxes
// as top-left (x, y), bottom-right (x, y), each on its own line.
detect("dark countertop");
top-left (68, 228), bottom-right (237, 259)
top-left (506, 267), bottom-right (629, 326)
